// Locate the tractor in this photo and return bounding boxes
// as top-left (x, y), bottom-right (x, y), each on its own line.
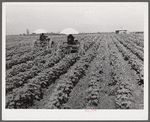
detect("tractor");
top-left (34, 36), bottom-right (57, 54)
top-left (34, 34), bottom-right (85, 56)
top-left (34, 38), bottom-right (50, 50)
top-left (59, 34), bottom-right (81, 54)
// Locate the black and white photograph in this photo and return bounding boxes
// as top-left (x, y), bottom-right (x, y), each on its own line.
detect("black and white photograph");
top-left (2, 2), bottom-right (148, 120)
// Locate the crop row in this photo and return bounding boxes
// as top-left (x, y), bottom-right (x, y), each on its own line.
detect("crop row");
top-left (111, 36), bottom-right (144, 86)
top-left (6, 39), bottom-right (33, 59)
top-left (129, 34), bottom-right (144, 42)
top-left (6, 61), bottom-right (34, 78)
top-left (6, 35), bottom-right (98, 94)
top-left (6, 53), bottom-right (65, 94)
top-left (6, 47), bottom-right (33, 61)
top-left (6, 36), bottom-right (99, 109)
top-left (114, 35), bottom-right (144, 61)
top-left (108, 38), bottom-right (139, 109)
top-left (44, 38), bottom-right (100, 109)
top-left (6, 53), bottom-right (80, 109)
top-left (127, 35), bottom-right (144, 48)
top-left (6, 35), bottom-right (88, 71)
top-left (6, 49), bottom-right (52, 70)
top-left (6, 53), bottom-right (53, 78)
top-left (6, 40), bottom-right (32, 51)
top-left (119, 35), bottom-right (144, 52)
top-left (85, 40), bottom-right (107, 109)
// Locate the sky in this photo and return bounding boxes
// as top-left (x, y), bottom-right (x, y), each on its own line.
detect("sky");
top-left (4, 2), bottom-right (146, 35)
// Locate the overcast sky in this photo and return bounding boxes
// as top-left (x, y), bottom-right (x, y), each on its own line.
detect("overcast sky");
top-left (5, 2), bottom-right (146, 35)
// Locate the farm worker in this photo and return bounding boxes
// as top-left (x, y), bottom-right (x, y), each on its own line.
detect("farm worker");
top-left (67, 34), bottom-right (75, 45)
top-left (40, 33), bottom-right (47, 41)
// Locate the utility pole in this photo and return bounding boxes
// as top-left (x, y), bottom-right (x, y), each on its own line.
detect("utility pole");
top-left (27, 29), bottom-right (29, 35)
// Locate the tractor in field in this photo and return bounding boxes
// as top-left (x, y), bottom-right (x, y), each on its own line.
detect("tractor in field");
top-left (34, 33), bottom-right (56, 53)
top-left (34, 33), bottom-right (84, 55)
top-left (59, 34), bottom-right (81, 54)
top-left (34, 38), bottom-right (51, 50)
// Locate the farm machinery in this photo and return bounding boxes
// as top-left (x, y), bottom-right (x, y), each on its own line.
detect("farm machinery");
top-left (59, 35), bottom-right (80, 54)
top-left (34, 34), bottom-right (84, 55)
top-left (34, 38), bottom-right (51, 50)
top-left (34, 36), bottom-right (57, 55)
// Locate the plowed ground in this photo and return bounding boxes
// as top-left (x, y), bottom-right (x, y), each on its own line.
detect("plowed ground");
top-left (6, 33), bottom-right (144, 109)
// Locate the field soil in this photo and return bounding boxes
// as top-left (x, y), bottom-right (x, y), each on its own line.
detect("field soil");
top-left (6, 33), bottom-right (144, 109)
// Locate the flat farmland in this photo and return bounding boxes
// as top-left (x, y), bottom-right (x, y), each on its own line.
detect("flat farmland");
top-left (5, 33), bottom-right (144, 109)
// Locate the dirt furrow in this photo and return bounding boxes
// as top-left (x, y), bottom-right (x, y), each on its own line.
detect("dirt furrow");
top-left (107, 35), bottom-right (143, 109)
top-left (65, 35), bottom-right (116, 109)
top-left (28, 35), bottom-right (100, 109)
